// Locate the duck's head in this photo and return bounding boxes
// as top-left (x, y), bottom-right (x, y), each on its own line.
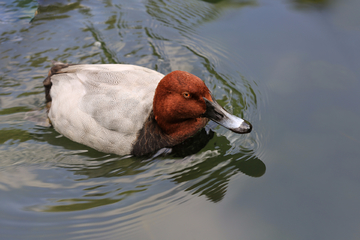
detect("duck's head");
top-left (153, 71), bottom-right (252, 141)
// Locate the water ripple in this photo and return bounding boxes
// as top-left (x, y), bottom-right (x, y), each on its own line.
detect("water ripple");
top-left (0, 0), bottom-right (266, 238)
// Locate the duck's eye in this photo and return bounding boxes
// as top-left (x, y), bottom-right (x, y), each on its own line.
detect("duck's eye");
top-left (182, 92), bottom-right (191, 99)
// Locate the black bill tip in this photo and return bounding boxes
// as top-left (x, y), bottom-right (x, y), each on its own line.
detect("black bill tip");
top-left (233, 119), bottom-right (252, 134)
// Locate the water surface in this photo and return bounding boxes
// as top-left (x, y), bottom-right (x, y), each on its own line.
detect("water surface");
top-left (1, 0), bottom-right (360, 239)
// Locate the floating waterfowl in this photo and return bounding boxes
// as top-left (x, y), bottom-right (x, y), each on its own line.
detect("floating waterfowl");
top-left (43, 63), bottom-right (252, 156)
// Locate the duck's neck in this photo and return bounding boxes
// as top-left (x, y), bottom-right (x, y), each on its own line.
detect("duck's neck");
top-left (156, 117), bottom-right (209, 141)
top-left (131, 111), bottom-right (175, 156)
top-left (131, 111), bottom-right (208, 156)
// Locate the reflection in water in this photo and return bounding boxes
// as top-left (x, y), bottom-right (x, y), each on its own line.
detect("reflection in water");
top-left (290, 0), bottom-right (331, 10)
top-left (200, 0), bottom-right (257, 8)
top-left (26, 125), bottom-right (265, 212)
top-left (170, 140), bottom-right (265, 202)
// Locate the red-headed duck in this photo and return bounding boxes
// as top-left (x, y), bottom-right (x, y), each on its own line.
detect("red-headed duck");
top-left (43, 63), bottom-right (252, 156)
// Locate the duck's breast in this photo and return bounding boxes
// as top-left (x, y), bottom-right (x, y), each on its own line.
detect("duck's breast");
top-left (49, 64), bottom-right (164, 155)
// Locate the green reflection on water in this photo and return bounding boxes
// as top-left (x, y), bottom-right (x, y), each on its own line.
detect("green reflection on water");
top-left (170, 134), bottom-right (265, 202)
top-left (44, 188), bottom-right (147, 212)
top-left (17, 91), bottom-right (43, 98)
top-left (0, 128), bottom-right (32, 144)
top-left (291, 0), bottom-right (331, 9)
top-left (0, 106), bottom-right (33, 115)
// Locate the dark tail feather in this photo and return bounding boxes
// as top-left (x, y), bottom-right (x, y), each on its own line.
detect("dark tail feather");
top-left (43, 62), bottom-right (72, 104)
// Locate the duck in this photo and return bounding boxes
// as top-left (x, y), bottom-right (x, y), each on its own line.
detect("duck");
top-left (43, 62), bottom-right (252, 156)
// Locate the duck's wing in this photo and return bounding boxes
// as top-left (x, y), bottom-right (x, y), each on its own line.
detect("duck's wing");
top-left (48, 64), bottom-right (164, 155)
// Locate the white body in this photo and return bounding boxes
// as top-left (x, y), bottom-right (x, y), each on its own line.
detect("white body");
top-left (49, 64), bottom-right (164, 155)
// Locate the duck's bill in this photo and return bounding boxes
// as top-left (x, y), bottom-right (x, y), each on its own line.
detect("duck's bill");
top-left (202, 97), bottom-right (252, 134)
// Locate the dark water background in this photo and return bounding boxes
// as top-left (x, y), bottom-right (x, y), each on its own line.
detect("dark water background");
top-left (1, 0), bottom-right (360, 239)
